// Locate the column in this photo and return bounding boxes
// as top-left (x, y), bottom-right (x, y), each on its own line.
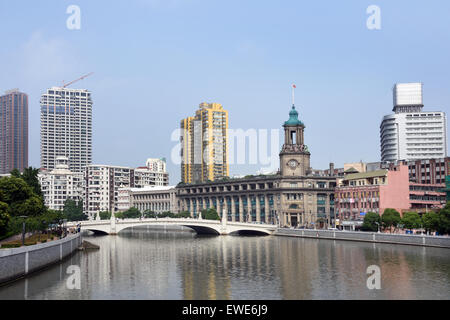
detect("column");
top-left (239, 196), bottom-right (244, 222)
top-left (203, 197), bottom-right (207, 210)
top-left (189, 198), bottom-right (194, 218)
top-left (264, 194), bottom-right (270, 224)
top-left (217, 197), bottom-right (222, 218)
top-left (231, 197), bottom-right (236, 222)
top-left (247, 195), bottom-right (252, 222)
top-left (255, 194), bottom-right (261, 223)
top-left (224, 197), bottom-right (229, 221)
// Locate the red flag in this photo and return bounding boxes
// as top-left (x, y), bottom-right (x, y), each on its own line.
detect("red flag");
top-left (292, 84), bottom-right (296, 88)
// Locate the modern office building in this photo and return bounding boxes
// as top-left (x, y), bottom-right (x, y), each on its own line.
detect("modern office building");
top-left (180, 102), bottom-right (229, 184)
top-left (40, 87), bottom-right (92, 173)
top-left (38, 156), bottom-right (83, 211)
top-left (380, 83), bottom-right (447, 162)
top-left (0, 89), bottom-right (28, 174)
top-left (177, 105), bottom-right (337, 228)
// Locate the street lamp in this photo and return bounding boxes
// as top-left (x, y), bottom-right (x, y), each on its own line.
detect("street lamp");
top-left (375, 221), bottom-right (380, 233)
top-left (19, 216), bottom-right (28, 246)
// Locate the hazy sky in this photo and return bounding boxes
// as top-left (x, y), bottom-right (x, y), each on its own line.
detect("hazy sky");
top-left (0, 0), bottom-right (449, 184)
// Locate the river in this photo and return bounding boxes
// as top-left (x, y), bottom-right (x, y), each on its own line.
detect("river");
top-left (0, 226), bottom-right (449, 299)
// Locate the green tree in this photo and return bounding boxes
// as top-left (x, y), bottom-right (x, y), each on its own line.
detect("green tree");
top-left (0, 201), bottom-right (10, 237)
top-left (159, 211), bottom-right (175, 218)
top-left (0, 176), bottom-right (45, 218)
top-left (437, 202), bottom-right (450, 235)
top-left (175, 211), bottom-right (191, 218)
top-left (422, 211), bottom-right (439, 234)
top-left (115, 212), bottom-right (124, 220)
top-left (362, 212), bottom-right (381, 232)
top-left (381, 208), bottom-right (401, 233)
top-left (99, 211), bottom-right (111, 220)
top-left (201, 208), bottom-right (220, 221)
top-left (401, 211), bottom-right (422, 231)
top-left (143, 210), bottom-right (156, 218)
top-left (63, 199), bottom-right (87, 222)
top-left (10, 167), bottom-right (43, 197)
top-left (122, 207), bottom-right (141, 219)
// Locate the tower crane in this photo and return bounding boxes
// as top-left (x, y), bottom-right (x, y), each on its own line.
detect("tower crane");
top-left (62, 72), bottom-right (94, 88)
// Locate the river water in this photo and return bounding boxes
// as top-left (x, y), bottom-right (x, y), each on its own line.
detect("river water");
top-left (0, 227), bottom-right (449, 300)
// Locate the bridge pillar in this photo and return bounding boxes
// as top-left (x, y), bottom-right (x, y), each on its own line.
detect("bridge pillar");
top-left (110, 212), bottom-right (117, 235)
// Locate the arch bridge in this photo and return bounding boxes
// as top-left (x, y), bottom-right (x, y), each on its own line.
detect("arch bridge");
top-left (68, 215), bottom-right (276, 236)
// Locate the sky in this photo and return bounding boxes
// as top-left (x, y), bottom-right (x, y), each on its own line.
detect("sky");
top-left (0, 0), bottom-right (449, 184)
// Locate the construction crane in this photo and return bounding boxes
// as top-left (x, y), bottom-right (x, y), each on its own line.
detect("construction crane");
top-left (62, 72), bottom-right (94, 88)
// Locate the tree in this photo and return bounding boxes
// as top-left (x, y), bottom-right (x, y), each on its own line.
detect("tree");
top-left (437, 202), bottom-right (450, 235)
top-left (0, 176), bottom-right (45, 218)
top-left (0, 201), bottom-right (10, 237)
top-left (63, 199), bottom-right (87, 222)
top-left (143, 210), bottom-right (156, 218)
top-left (176, 211), bottom-right (191, 218)
top-left (201, 208), bottom-right (220, 221)
top-left (401, 211), bottom-right (422, 231)
top-left (159, 211), bottom-right (175, 218)
top-left (122, 207), bottom-right (141, 219)
top-left (99, 211), bottom-right (111, 220)
top-left (381, 208), bottom-right (401, 233)
top-left (362, 212), bottom-right (381, 232)
top-left (422, 211), bottom-right (440, 234)
top-left (11, 167), bottom-right (43, 197)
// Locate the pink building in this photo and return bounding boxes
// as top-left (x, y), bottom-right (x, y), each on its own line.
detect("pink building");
top-left (335, 164), bottom-right (410, 229)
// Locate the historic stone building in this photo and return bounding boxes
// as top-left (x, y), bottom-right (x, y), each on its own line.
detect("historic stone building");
top-left (176, 105), bottom-right (337, 228)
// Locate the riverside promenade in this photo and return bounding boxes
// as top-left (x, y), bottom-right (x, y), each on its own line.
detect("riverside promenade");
top-left (0, 233), bottom-right (82, 285)
top-left (275, 228), bottom-right (450, 249)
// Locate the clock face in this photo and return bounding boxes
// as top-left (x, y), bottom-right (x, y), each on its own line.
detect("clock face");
top-left (288, 159), bottom-right (298, 169)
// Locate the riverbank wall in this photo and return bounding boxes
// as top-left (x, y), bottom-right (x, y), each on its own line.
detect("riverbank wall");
top-left (275, 229), bottom-right (450, 248)
top-left (0, 233), bottom-right (82, 285)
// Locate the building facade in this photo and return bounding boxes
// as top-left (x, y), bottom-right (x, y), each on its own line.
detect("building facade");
top-left (84, 165), bottom-right (135, 218)
top-left (406, 157), bottom-right (449, 185)
top-left (380, 83), bottom-right (447, 162)
top-left (180, 102), bottom-right (229, 184)
top-left (0, 89), bottom-right (28, 174)
top-left (84, 159), bottom-right (170, 218)
top-left (335, 163), bottom-right (447, 229)
top-left (335, 164), bottom-right (411, 229)
top-left (134, 158), bottom-right (169, 187)
top-left (177, 105), bottom-right (337, 228)
top-left (40, 87), bottom-right (92, 173)
top-left (119, 186), bottom-right (178, 214)
top-left (38, 156), bottom-right (83, 211)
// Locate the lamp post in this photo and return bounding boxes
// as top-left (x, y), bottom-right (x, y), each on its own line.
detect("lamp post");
top-left (375, 221), bottom-right (380, 233)
top-left (19, 216), bottom-right (28, 246)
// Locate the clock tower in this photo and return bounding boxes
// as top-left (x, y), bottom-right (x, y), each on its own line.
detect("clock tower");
top-left (279, 105), bottom-right (311, 176)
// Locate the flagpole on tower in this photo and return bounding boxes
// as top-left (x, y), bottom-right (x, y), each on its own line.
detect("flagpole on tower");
top-left (292, 84), bottom-right (296, 106)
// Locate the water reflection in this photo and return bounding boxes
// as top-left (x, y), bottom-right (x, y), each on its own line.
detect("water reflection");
top-left (0, 226), bottom-right (449, 300)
